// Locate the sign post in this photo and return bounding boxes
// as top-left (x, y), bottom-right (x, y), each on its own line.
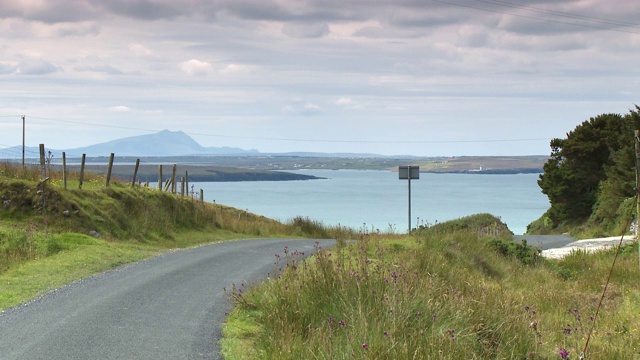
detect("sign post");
top-left (399, 166), bottom-right (420, 234)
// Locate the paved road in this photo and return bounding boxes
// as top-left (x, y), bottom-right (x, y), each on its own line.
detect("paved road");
top-left (0, 238), bottom-right (334, 360)
top-left (513, 234), bottom-right (576, 250)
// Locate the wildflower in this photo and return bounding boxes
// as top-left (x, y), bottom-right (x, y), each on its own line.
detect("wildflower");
top-left (563, 325), bottom-right (572, 336)
top-left (362, 343), bottom-right (368, 349)
top-left (327, 317), bottom-right (335, 325)
top-left (339, 320), bottom-right (346, 327)
top-left (383, 331), bottom-right (389, 336)
top-left (557, 347), bottom-right (569, 359)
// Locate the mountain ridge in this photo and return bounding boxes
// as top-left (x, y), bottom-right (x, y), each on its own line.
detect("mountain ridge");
top-left (0, 130), bottom-right (259, 158)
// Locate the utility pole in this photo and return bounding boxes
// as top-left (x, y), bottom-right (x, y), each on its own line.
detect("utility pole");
top-left (635, 130), bottom-right (640, 270)
top-left (22, 115), bottom-right (25, 169)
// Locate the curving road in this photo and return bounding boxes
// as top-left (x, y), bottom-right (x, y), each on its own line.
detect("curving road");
top-left (512, 234), bottom-right (575, 250)
top-left (0, 238), bottom-right (335, 360)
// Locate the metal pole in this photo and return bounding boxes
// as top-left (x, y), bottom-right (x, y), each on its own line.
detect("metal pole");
top-left (408, 166), bottom-right (412, 234)
top-left (22, 115), bottom-right (25, 169)
top-left (635, 130), bottom-right (640, 270)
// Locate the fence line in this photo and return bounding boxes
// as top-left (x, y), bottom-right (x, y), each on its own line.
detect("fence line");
top-left (2, 145), bottom-right (206, 202)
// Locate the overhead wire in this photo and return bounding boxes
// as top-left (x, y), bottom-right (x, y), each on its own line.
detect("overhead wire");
top-left (16, 115), bottom-right (550, 145)
top-left (472, 0), bottom-right (640, 29)
top-left (432, 0), bottom-right (640, 35)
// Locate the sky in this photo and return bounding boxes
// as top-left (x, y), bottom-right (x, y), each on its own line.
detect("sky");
top-left (1, 0), bottom-right (639, 157)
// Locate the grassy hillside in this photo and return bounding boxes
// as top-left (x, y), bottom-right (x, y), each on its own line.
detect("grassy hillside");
top-left (0, 162), bottom-right (354, 310)
top-left (222, 214), bottom-right (640, 359)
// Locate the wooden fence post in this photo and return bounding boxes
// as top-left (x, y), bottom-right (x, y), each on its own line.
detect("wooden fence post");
top-left (62, 152), bottom-right (67, 190)
top-left (200, 189), bottom-right (204, 202)
top-left (38, 144), bottom-right (45, 179)
top-left (185, 171), bottom-right (189, 197)
top-left (181, 177), bottom-right (185, 196)
top-left (79, 154), bottom-right (86, 189)
top-left (132, 159), bottom-right (140, 188)
top-left (105, 153), bottom-right (115, 187)
top-left (38, 144), bottom-right (47, 213)
top-left (158, 165), bottom-right (163, 191)
top-left (171, 164), bottom-right (177, 194)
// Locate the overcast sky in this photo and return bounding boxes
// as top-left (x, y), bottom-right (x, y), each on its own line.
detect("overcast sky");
top-left (1, 0), bottom-right (639, 157)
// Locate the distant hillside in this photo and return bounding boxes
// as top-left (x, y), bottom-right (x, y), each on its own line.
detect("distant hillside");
top-left (64, 130), bottom-right (258, 157)
top-left (418, 156), bottom-right (546, 174)
top-left (0, 130), bottom-right (258, 158)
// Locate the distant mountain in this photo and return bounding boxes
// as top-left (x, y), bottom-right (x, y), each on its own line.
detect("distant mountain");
top-left (0, 130), bottom-right (259, 158)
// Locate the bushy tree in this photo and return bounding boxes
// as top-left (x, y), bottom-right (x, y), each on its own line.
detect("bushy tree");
top-left (590, 107), bottom-right (640, 226)
top-left (538, 109), bottom-right (640, 228)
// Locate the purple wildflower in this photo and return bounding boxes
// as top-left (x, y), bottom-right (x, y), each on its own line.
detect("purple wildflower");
top-left (557, 347), bottom-right (569, 359)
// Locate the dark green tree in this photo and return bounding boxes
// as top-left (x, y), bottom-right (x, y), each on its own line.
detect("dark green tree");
top-left (538, 112), bottom-right (634, 226)
top-left (591, 107), bottom-right (640, 226)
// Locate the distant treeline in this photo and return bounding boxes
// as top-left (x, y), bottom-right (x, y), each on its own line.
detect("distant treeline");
top-left (65, 164), bottom-right (322, 183)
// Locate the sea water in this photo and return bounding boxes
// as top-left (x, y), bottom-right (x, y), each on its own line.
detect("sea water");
top-left (197, 170), bottom-right (549, 235)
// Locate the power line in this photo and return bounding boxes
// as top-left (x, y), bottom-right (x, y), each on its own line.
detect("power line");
top-left (27, 115), bottom-right (162, 134)
top-left (473, 0), bottom-right (640, 29)
top-left (22, 114), bottom-right (550, 145)
top-left (432, 0), bottom-right (640, 35)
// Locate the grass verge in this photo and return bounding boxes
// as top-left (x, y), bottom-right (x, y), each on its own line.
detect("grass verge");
top-left (1, 163), bottom-right (358, 311)
top-left (222, 214), bottom-right (640, 359)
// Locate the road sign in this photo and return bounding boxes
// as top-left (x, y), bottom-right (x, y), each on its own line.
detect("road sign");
top-left (398, 166), bottom-right (420, 233)
top-left (399, 166), bottom-right (420, 179)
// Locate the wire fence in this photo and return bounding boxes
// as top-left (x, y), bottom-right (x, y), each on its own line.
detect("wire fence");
top-left (1, 145), bottom-right (205, 202)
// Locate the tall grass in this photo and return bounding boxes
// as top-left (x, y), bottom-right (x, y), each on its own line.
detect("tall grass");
top-left (223, 215), bottom-right (640, 359)
top-left (1, 161), bottom-right (363, 310)
top-left (0, 162), bottom-right (356, 275)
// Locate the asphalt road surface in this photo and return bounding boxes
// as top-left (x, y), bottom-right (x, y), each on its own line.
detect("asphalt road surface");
top-left (512, 234), bottom-right (576, 250)
top-left (0, 238), bottom-right (335, 360)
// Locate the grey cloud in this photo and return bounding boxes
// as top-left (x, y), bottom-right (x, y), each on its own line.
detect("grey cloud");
top-left (74, 64), bottom-right (124, 75)
top-left (92, 0), bottom-right (189, 20)
top-left (0, 1), bottom-right (98, 23)
top-left (2, 0), bottom-right (636, 37)
top-left (17, 60), bottom-right (60, 75)
top-left (282, 22), bottom-right (330, 38)
top-left (353, 26), bottom-right (424, 39)
top-left (0, 63), bottom-right (18, 74)
top-left (54, 22), bottom-right (101, 37)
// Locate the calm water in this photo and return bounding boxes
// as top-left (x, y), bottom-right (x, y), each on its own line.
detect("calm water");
top-left (198, 170), bottom-right (549, 235)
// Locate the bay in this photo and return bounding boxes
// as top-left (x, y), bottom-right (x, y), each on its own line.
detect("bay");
top-left (198, 170), bottom-right (549, 235)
